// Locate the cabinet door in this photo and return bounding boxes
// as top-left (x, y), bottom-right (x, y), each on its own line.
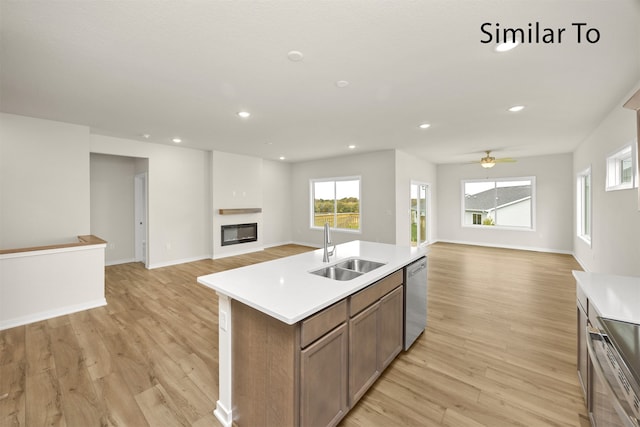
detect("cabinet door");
top-left (349, 302), bottom-right (380, 406)
top-left (300, 323), bottom-right (348, 427)
top-left (577, 304), bottom-right (588, 402)
top-left (379, 286), bottom-right (403, 370)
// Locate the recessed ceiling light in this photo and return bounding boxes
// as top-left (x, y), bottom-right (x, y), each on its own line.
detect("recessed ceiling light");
top-left (508, 105), bottom-right (525, 112)
top-left (335, 80), bottom-right (349, 88)
top-left (348, 144), bottom-right (356, 149)
top-left (237, 111), bottom-right (251, 118)
top-left (495, 40), bottom-right (519, 52)
top-left (279, 156), bottom-right (286, 160)
top-left (287, 50), bottom-right (304, 62)
top-left (142, 133), bottom-right (151, 139)
top-left (172, 138), bottom-right (182, 143)
top-left (418, 123), bottom-right (431, 129)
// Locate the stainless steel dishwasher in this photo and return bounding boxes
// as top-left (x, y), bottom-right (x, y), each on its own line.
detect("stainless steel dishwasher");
top-left (404, 257), bottom-right (427, 350)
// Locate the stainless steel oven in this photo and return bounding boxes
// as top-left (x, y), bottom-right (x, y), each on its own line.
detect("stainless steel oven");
top-left (586, 318), bottom-right (640, 427)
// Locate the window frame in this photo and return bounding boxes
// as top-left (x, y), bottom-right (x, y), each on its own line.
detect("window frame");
top-left (309, 176), bottom-right (362, 233)
top-left (460, 176), bottom-right (536, 231)
top-left (576, 167), bottom-right (592, 246)
top-left (605, 143), bottom-right (635, 191)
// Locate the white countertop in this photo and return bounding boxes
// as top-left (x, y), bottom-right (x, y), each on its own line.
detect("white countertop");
top-left (573, 270), bottom-right (640, 324)
top-left (197, 240), bottom-right (427, 324)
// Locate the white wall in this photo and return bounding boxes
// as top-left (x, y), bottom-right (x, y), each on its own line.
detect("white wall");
top-left (211, 151), bottom-right (294, 257)
top-left (262, 159), bottom-right (293, 246)
top-left (212, 151), bottom-right (263, 258)
top-left (437, 153), bottom-right (574, 253)
top-left (0, 244), bottom-right (106, 330)
top-left (90, 153), bottom-right (136, 265)
top-left (91, 135), bottom-right (212, 268)
top-left (573, 83), bottom-right (640, 275)
top-left (291, 150), bottom-right (396, 247)
top-left (0, 113), bottom-right (91, 248)
top-left (394, 150), bottom-right (438, 247)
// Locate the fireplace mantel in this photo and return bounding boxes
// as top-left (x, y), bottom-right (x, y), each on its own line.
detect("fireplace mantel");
top-left (218, 208), bottom-right (262, 215)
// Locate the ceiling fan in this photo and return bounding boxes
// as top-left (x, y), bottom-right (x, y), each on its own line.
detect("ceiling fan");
top-left (473, 150), bottom-right (517, 168)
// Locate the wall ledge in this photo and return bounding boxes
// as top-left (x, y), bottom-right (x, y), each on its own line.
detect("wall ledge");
top-left (218, 208), bottom-right (262, 215)
top-left (0, 235), bottom-right (107, 256)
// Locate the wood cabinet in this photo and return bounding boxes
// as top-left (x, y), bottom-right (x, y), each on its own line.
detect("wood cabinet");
top-left (349, 302), bottom-right (380, 405)
top-left (349, 271), bottom-right (404, 406)
top-left (300, 323), bottom-right (348, 427)
top-left (300, 300), bottom-right (348, 427)
top-left (379, 286), bottom-right (404, 369)
top-left (232, 269), bottom-right (405, 427)
top-left (577, 299), bottom-right (588, 400)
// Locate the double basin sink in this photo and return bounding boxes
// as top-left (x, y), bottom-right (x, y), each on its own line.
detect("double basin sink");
top-left (310, 258), bottom-right (386, 281)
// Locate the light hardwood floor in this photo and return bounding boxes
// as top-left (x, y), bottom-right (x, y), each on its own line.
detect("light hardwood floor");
top-left (0, 243), bottom-right (589, 426)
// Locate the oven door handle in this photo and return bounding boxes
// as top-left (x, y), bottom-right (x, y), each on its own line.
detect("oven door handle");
top-left (586, 326), bottom-right (640, 427)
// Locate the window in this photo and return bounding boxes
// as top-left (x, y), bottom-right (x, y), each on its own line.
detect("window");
top-left (462, 177), bottom-right (535, 229)
top-left (606, 143), bottom-right (635, 191)
top-left (577, 167), bottom-right (592, 245)
top-left (311, 177), bottom-right (360, 231)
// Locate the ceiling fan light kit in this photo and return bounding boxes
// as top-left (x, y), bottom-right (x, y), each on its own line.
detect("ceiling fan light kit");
top-left (481, 157), bottom-right (496, 168)
top-left (475, 150), bottom-right (516, 168)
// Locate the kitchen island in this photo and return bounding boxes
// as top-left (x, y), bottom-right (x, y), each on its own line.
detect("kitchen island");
top-left (574, 271), bottom-right (640, 425)
top-left (197, 240), bottom-right (427, 427)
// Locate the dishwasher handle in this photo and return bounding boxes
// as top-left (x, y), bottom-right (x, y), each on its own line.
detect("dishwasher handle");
top-left (407, 260), bottom-right (427, 278)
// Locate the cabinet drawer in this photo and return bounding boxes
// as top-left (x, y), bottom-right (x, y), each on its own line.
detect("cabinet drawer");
top-left (350, 270), bottom-right (403, 317)
top-left (301, 300), bottom-right (348, 348)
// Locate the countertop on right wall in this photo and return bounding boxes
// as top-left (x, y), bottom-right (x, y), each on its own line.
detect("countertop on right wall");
top-left (573, 270), bottom-right (640, 323)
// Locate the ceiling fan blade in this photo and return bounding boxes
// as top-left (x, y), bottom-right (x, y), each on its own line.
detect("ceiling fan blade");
top-left (495, 158), bottom-right (517, 163)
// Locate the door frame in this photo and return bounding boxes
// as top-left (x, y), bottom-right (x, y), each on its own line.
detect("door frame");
top-left (134, 172), bottom-right (148, 267)
top-left (410, 181), bottom-right (432, 247)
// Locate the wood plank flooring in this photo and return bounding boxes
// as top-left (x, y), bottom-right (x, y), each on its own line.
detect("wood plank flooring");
top-left (0, 243), bottom-right (589, 426)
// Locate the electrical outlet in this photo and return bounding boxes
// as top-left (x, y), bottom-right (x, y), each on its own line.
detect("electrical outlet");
top-left (220, 310), bottom-right (227, 331)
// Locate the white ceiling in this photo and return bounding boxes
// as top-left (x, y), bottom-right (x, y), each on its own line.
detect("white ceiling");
top-left (1, 1), bottom-right (639, 164)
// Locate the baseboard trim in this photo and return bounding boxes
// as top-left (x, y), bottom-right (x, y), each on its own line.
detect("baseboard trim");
top-left (148, 255), bottom-right (211, 269)
top-left (433, 239), bottom-right (574, 255)
top-left (214, 400), bottom-right (233, 427)
top-left (0, 298), bottom-right (107, 331)
top-left (572, 253), bottom-right (590, 272)
top-left (105, 257), bottom-right (136, 266)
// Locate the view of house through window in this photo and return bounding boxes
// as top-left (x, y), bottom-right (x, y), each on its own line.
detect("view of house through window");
top-left (462, 177), bottom-right (535, 229)
top-left (606, 144), bottom-right (635, 191)
top-left (311, 177), bottom-right (360, 231)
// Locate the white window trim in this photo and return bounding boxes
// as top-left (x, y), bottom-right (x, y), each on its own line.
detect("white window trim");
top-left (576, 166), bottom-right (592, 246)
top-left (460, 176), bottom-right (536, 231)
top-left (309, 176), bottom-right (362, 234)
top-left (605, 143), bottom-right (635, 191)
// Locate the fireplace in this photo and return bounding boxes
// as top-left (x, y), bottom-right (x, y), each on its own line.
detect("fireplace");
top-left (221, 223), bottom-right (258, 246)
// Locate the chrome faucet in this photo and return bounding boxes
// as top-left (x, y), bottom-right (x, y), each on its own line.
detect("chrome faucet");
top-left (322, 222), bottom-right (335, 262)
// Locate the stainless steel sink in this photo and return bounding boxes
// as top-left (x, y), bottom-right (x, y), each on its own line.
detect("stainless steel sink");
top-left (310, 266), bottom-right (363, 281)
top-left (335, 258), bottom-right (385, 274)
top-left (310, 258), bottom-right (386, 281)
